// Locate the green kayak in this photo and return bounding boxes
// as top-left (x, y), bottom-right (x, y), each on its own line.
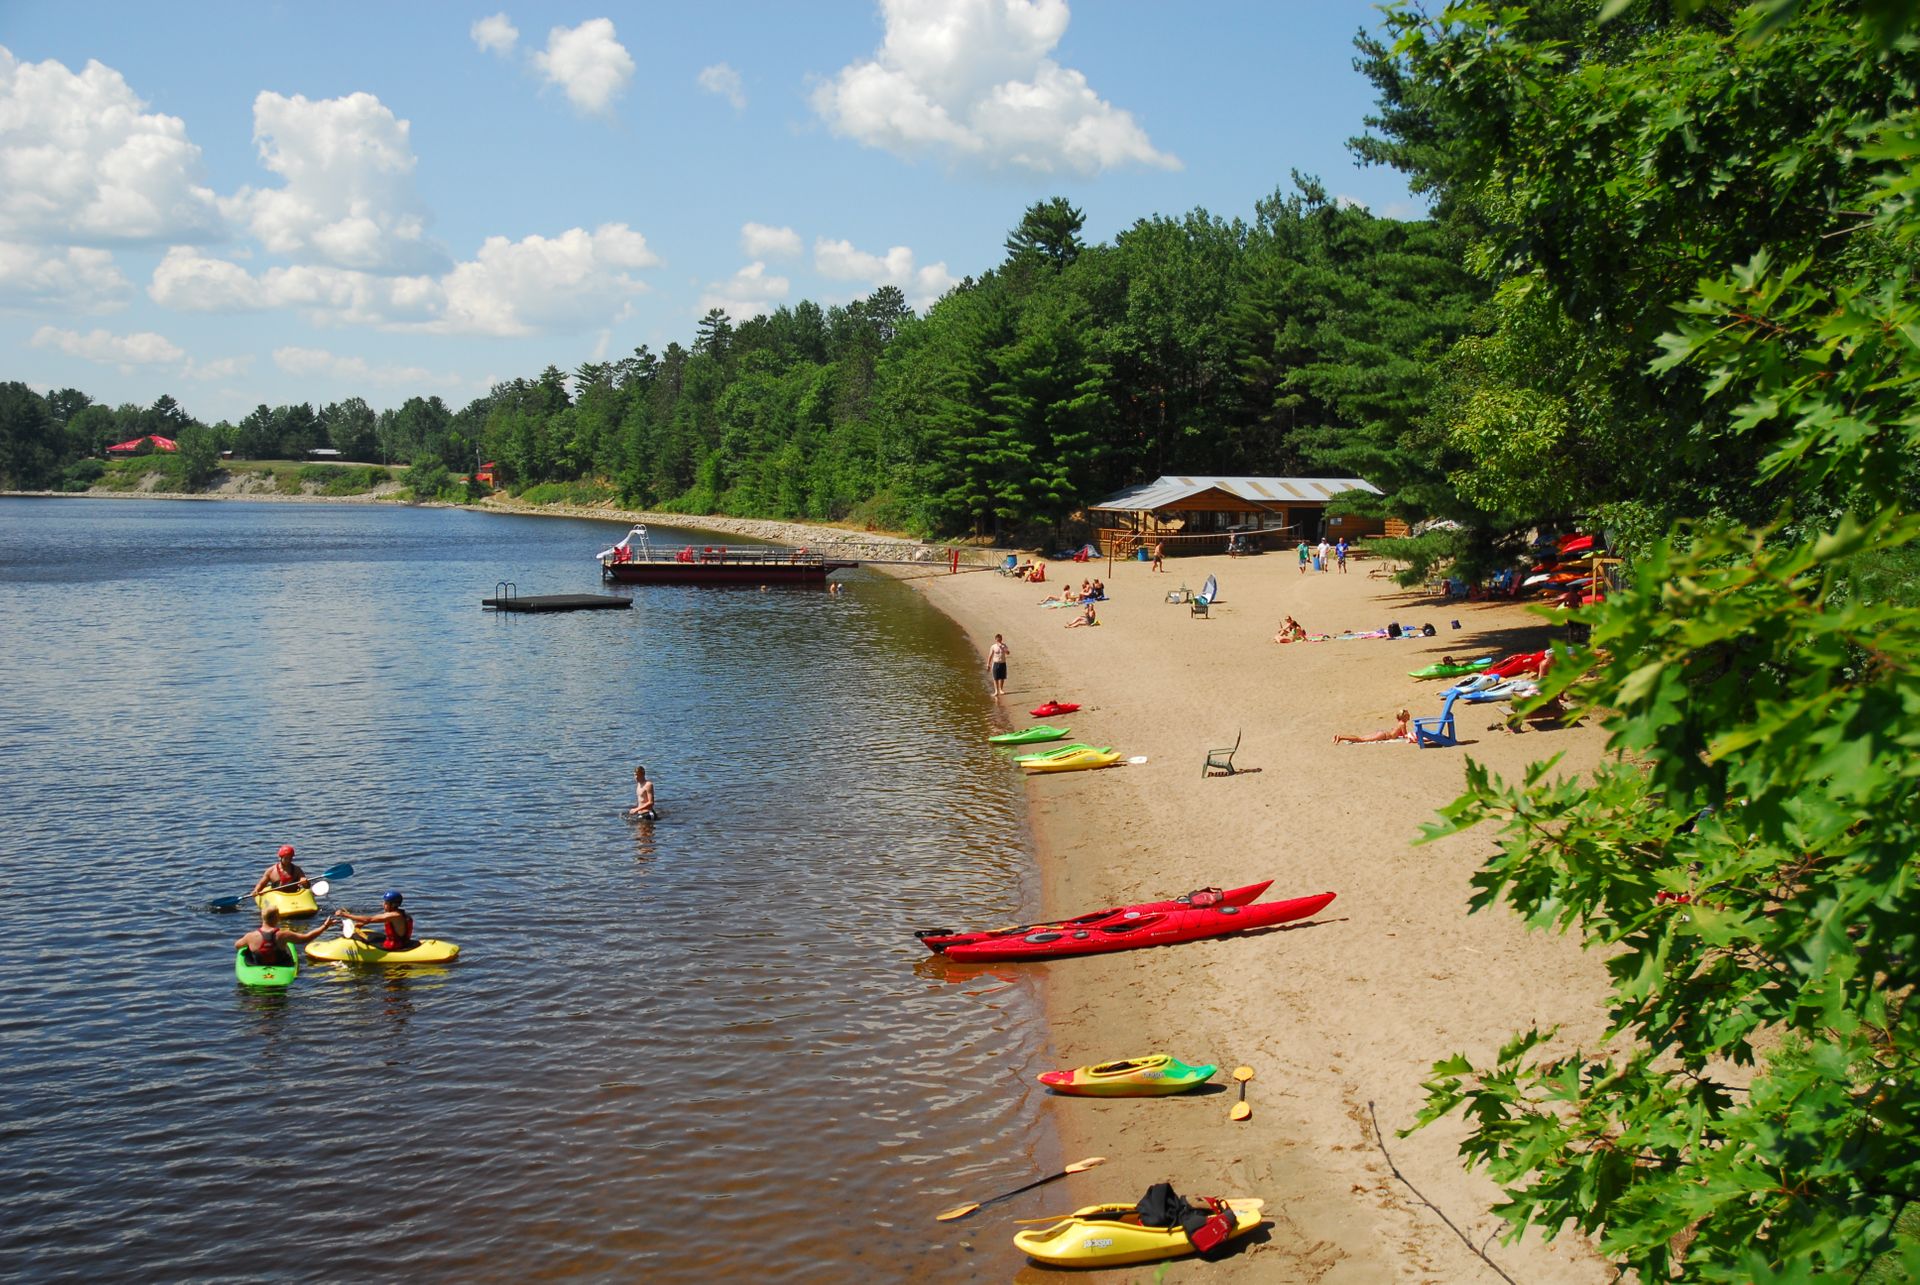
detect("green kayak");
top-left (235, 943), bottom-right (298, 989)
top-left (1408, 657), bottom-right (1493, 679)
top-left (1014, 741), bottom-right (1099, 763)
top-left (989, 724), bottom-right (1070, 745)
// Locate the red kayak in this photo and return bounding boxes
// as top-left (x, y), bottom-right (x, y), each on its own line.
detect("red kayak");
top-left (926, 890), bottom-right (1335, 963)
top-left (916, 881), bottom-right (1273, 955)
top-left (1030, 701), bottom-right (1081, 717)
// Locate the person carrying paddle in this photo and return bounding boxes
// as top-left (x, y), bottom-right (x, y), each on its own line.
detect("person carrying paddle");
top-left (236, 905), bottom-right (335, 965)
top-left (251, 844), bottom-right (309, 897)
top-left (626, 765), bottom-right (658, 821)
top-left (338, 891), bottom-right (415, 950)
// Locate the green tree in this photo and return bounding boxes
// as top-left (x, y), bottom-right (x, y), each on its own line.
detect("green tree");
top-left (1004, 196), bottom-right (1086, 272)
top-left (0, 381), bottom-right (58, 489)
top-left (175, 423), bottom-right (221, 487)
top-left (1365, 1), bottom-right (1920, 1278)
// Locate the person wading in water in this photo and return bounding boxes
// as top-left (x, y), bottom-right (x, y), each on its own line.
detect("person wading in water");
top-left (626, 765), bottom-right (659, 820)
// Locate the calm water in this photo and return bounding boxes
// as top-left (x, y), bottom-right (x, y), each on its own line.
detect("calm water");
top-left (0, 499), bottom-right (1055, 1282)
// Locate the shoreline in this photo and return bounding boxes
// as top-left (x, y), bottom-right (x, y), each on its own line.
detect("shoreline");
top-left (7, 489), bottom-right (1615, 1278)
top-left (910, 553), bottom-right (1618, 1281)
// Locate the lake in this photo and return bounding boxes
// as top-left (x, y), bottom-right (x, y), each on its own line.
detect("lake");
top-left (0, 498), bottom-right (1054, 1281)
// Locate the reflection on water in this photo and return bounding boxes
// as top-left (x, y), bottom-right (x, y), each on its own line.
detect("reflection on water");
top-left (0, 499), bottom-right (1053, 1281)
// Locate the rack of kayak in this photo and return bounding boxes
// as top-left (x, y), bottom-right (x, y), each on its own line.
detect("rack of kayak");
top-left (986, 699), bottom-right (1136, 773)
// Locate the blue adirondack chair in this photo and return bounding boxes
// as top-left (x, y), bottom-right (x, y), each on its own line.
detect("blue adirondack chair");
top-left (1413, 690), bottom-right (1464, 747)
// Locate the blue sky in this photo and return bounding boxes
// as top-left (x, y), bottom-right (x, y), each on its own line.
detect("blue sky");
top-left (1, 1), bottom-right (1417, 423)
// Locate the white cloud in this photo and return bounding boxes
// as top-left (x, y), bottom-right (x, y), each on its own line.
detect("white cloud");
top-left (182, 354), bottom-right (253, 382)
top-left (740, 222), bottom-right (801, 259)
top-left (32, 324), bottom-right (183, 368)
top-left (812, 236), bottom-right (956, 308)
top-left (152, 222), bottom-right (659, 336)
top-left (0, 46), bottom-right (224, 244)
top-left (697, 260), bottom-right (790, 320)
top-left (698, 62), bottom-right (746, 111)
top-left (811, 0), bottom-right (1177, 174)
top-left (274, 345), bottom-right (466, 389)
top-left (471, 12), bottom-right (519, 55)
top-left (221, 92), bottom-right (445, 275)
top-left (0, 242), bottom-right (130, 312)
top-left (534, 19), bottom-right (634, 115)
top-left (439, 222), bottom-right (657, 335)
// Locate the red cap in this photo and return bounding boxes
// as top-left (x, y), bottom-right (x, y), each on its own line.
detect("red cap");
top-left (278, 844), bottom-right (295, 858)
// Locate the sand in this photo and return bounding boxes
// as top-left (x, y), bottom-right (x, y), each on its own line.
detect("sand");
top-left (912, 550), bottom-right (1618, 1282)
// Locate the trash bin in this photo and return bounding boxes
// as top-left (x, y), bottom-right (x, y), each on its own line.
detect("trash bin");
top-left (1137, 548), bottom-right (1149, 561)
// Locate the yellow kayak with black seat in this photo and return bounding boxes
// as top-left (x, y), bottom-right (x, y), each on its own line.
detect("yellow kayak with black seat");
top-left (1038, 1053), bottom-right (1216, 1097)
top-left (256, 885), bottom-right (319, 917)
top-left (306, 933), bottom-right (461, 965)
top-left (1013, 1198), bottom-right (1264, 1268)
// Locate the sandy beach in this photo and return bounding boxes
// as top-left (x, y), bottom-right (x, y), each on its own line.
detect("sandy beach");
top-left (24, 488), bottom-right (1618, 1276)
top-left (913, 550), bottom-right (1618, 1282)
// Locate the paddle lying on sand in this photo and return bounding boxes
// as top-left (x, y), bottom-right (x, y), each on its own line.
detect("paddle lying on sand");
top-left (1229, 1065), bottom-right (1255, 1121)
top-left (206, 863), bottom-right (354, 912)
top-left (935, 1157), bottom-right (1107, 1222)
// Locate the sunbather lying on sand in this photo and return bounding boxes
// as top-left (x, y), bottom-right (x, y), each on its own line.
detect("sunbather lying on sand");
top-left (1334, 710), bottom-right (1411, 744)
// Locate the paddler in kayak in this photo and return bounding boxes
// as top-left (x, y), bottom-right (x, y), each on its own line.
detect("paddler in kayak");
top-left (235, 905), bottom-right (336, 965)
top-left (337, 891), bottom-right (417, 950)
top-left (625, 764), bottom-right (659, 821)
top-left (251, 843), bottom-right (310, 897)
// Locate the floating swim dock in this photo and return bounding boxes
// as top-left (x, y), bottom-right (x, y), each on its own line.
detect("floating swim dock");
top-left (483, 583), bottom-right (630, 613)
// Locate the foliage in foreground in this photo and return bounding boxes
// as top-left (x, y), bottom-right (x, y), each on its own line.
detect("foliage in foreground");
top-left (1379, 0), bottom-right (1920, 1277)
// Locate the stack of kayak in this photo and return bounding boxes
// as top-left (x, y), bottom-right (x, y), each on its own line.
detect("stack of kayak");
top-left (917, 880), bottom-right (1333, 962)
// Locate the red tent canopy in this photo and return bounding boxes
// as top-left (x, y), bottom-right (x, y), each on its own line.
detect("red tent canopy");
top-left (105, 435), bottom-right (178, 454)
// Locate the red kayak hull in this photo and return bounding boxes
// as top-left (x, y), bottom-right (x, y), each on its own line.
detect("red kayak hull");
top-left (1030, 701), bottom-right (1081, 717)
top-left (935, 891), bottom-right (1336, 962)
top-left (916, 880), bottom-right (1274, 955)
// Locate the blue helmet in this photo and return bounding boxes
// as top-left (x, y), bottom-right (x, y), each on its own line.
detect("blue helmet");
top-left (382, 890), bottom-right (403, 905)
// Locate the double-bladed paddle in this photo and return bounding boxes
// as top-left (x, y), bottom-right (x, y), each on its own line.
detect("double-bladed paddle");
top-left (1229, 1065), bottom-right (1255, 1121)
top-left (935, 1156), bottom-right (1106, 1222)
top-left (206, 862), bottom-right (354, 912)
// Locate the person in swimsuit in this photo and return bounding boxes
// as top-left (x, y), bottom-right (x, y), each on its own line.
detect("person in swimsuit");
top-left (1064, 601), bottom-right (1097, 628)
top-left (986, 634), bottom-right (1010, 697)
top-left (1151, 541), bottom-right (1164, 572)
top-left (235, 905), bottom-right (335, 965)
top-left (251, 844), bottom-right (309, 897)
top-left (626, 765), bottom-right (659, 820)
top-left (338, 891), bottom-right (416, 951)
top-left (1333, 710), bottom-right (1412, 744)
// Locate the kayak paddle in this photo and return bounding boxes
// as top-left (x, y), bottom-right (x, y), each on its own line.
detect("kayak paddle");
top-left (1229, 1065), bottom-right (1254, 1121)
top-left (935, 1156), bottom-right (1106, 1222)
top-left (206, 862), bottom-right (354, 912)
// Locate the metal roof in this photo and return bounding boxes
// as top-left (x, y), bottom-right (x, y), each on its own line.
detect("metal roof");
top-left (1089, 476), bottom-right (1381, 512)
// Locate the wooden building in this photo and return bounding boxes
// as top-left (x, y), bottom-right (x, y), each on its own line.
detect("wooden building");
top-left (1088, 475), bottom-right (1384, 555)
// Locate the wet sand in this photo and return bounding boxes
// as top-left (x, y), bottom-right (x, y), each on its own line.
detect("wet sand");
top-left (913, 551), bottom-right (1617, 1282)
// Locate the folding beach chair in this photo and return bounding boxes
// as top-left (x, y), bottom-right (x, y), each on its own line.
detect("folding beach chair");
top-left (1190, 574), bottom-right (1218, 618)
top-left (1203, 730), bottom-right (1241, 777)
top-left (1413, 691), bottom-right (1464, 748)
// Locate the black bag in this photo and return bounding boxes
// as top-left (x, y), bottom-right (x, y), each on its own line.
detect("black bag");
top-left (1421, 622), bottom-right (1437, 637)
top-left (1134, 1183), bottom-right (1238, 1258)
top-left (1387, 622), bottom-right (1403, 639)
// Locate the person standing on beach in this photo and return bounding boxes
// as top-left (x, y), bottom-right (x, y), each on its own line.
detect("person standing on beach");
top-left (987, 634), bottom-right (1011, 698)
top-left (1298, 541), bottom-right (1310, 575)
top-left (1151, 540), bottom-right (1164, 573)
top-left (626, 765), bottom-right (658, 820)
top-left (1335, 538), bottom-right (1348, 573)
top-left (1316, 537), bottom-right (1331, 573)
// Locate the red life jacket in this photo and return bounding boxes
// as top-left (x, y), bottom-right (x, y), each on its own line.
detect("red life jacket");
top-left (251, 925), bottom-right (290, 965)
top-left (382, 912), bottom-right (413, 950)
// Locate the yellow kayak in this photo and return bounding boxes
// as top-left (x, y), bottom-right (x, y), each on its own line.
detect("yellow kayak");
top-left (256, 885), bottom-right (319, 917)
top-left (1038, 1053), bottom-right (1217, 1097)
top-left (1022, 748), bottom-right (1120, 773)
top-left (306, 936), bottom-right (461, 964)
top-left (1013, 1199), bottom-right (1264, 1268)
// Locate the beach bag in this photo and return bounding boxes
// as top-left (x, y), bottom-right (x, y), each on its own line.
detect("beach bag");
top-left (1133, 1183), bottom-right (1237, 1258)
top-left (1181, 886), bottom-right (1226, 908)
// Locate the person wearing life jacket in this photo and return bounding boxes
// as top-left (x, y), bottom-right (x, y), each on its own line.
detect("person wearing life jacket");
top-left (251, 844), bottom-right (309, 897)
top-left (235, 905), bottom-right (335, 965)
top-left (338, 891), bottom-right (416, 950)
